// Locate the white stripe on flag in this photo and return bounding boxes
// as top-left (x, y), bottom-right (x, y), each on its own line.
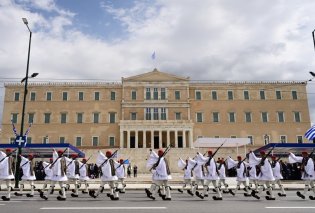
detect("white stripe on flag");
top-left (305, 125), bottom-right (315, 140)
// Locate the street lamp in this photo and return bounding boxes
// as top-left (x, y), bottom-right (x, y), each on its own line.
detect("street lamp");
top-left (14, 18), bottom-right (38, 188)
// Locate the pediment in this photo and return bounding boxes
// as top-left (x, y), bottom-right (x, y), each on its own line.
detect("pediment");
top-left (123, 69), bottom-right (189, 82)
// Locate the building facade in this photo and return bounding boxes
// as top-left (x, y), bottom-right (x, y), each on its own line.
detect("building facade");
top-left (0, 70), bottom-right (311, 170)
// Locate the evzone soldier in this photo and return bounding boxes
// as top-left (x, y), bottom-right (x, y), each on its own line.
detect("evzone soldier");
top-left (249, 151), bottom-right (276, 200)
top-left (78, 158), bottom-right (90, 194)
top-left (0, 149), bottom-right (15, 201)
top-left (289, 151), bottom-right (315, 200)
top-left (188, 155), bottom-right (205, 196)
top-left (177, 157), bottom-right (193, 194)
top-left (217, 158), bottom-right (229, 193)
top-left (145, 148), bottom-right (172, 200)
top-left (66, 154), bottom-right (80, 197)
top-left (270, 156), bottom-right (286, 197)
top-left (15, 154), bottom-right (36, 197)
top-left (195, 150), bottom-right (223, 200)
top-left (247, 160), bottom-right (259, 192)
top-left (89, 150), bottom-right (119, 200)
top-left (115, 159), bottom-right (127, 193)
top-left (226, 156), bottom-right (251, 197)
top-left (40, 149), bottom-right (68, 201)
top-left (38, 158), bottom-right (53, 194)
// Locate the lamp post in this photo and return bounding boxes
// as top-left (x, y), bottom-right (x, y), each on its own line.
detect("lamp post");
top-left (14, 18), bottom-right (38, 188)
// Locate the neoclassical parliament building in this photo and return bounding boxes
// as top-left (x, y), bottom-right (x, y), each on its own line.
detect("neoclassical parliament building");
top-left (0, 69), bottom-right (311, 169)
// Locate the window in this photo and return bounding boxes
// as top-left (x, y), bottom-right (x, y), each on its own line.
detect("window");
top-left (261, 112), bottom-right (268, 123)
top-left (229, 112), bottom-right (235, 123)
top-left (212, 112), bottom-right (219, 123)
top-left (196, 112), bottom-right (203, 122)
top-left (263, 135), bottom-right (270, 145)
top-left (131, 112), bottom-right (137, 120)
top-left (276, 90), bottom-right (282, 100)
top-left (245, 112), bottom-right (252, 123)
top-left (175, 112), bottom-right (181, 120)
top-left (161, 108), bottom-right (166, 120)
top-left (28, 113), bottom-right (34, 124)
top-left (153, 88), bottom-right (158, 100)
top-left (111, 91), bottom-right (116, 101)
top-left (297, 135), bottom-right (303, 144)
top-left (243, 90), bottom-right (249, 100)
top-left (93, 113), bottom-right (99, 124)
top-left (248, 136), bottom-right (254, 145)
top-left (195, 91), bottom-right (201, 100)
top-left (153, 108), bottom-right (159, 120)
top-left (131, 91), bottom-right (137, 100)
top-left (92, 137), bottom-right (98, 146)
top-left (44, 113), bottom-right (51, 124)
top-left (146, 88), bottom-right (151, 100)
top-left (292, 91), bottom-right (298, 100)
top-left (280, 135), bottom-right (287, 143)
top-left (77, 113), bottom-right (83, 123)
top-left (146, 108), bottom-right (151, 120)
top-left (11, 113), bottom-right (18, 124)
top-left (30, 92), bottom-right (36, 101)
top-left (161, 88), bottom-right (166, 100)
top-left (260, 90), bottom-right (266, 100)
top-left (294, 112), bottom-right (301, 122)
top-left (62, 92), bottom-right (68, 101)
top-left (175, 91), bottom-right (180, 100)
top-left (60, 113), bottom-right (67, 124)
top-left (227, 91), bottom-right (233, 100)
top-left (46, 92), bottom-right (52, 101)
top-left (212, 91), bottom-right (217, 100)
top-left (43, 136), bottom-right (49, 144)
top-left (14, 92), bottom-right (20, 101)
top-left (277, 111), bottom-right (285, 123)
top-left (76, 137), bottom-right (82, 146)
top-left (94, 92), bottom-right (100, 101)
top-left (109, 136), bottom-right (115, 147)
top-left (109, 112), bottom-right (116, 123)
top-left (27, 137), bottom-right (32, 144)
top-left (78, 92), bottom-right (84, 101)
top-left (59, 137), bottom-right (65, 144)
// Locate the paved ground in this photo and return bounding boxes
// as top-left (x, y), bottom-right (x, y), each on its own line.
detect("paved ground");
top-left (1, 190), bottom-right (315, 213)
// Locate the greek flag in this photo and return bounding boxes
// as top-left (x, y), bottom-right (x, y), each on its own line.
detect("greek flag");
top-left (11, 120), bottom-right (18, 137)
top-left (151, 51), bottom-right (156, 60)
top-left (304, 125), bottom-right (315, 140)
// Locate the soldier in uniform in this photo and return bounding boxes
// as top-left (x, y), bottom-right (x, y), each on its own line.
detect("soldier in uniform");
top-left (217, 158), bottom-right (229, 193)
top-left (38, 158), bottom-right (53, 194)
top-left (79, 158), bottom-right (90, 194)
top-left (66, 154), bottom-right (80, 197)
top-left (188, 155), bottom-right (205, 196)
top-left (89, 150), bottom-right (119, 200)
top-left (40, 149), bottom-right (68, 201)
top-left (0, 149), bottom-right (15, 201)
top-left (289, 151), bottom-right (315, 200)
top-left (15, 154), bottom-right (36, 197)
top-left (270, 156), bottom-right (286, 197)
top-left (177, 158), bottom-right (193, 194)
top-left (115, 159), bottom-right (127, 193)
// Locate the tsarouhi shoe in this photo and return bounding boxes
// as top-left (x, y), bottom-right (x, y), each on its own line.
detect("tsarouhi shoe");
top-left (145, 188), bottom-right (151, 197)
top-left (109, 195), bottom-right (119, 201)
top-left (309, 196), bottom-right (315, 200)
top-left (187, 190), bottom-right (194, 196)
top-left (265, 196), bottom-right (275, 200)
top-left (14, 192), bottom-right (23, 196)
top-left (278, 193), bottom-right (286, 197)
top-left (177, 189), bottom-right (183, 193)
top-left (1, 196), bottom-right (10, 201)
top-left (195, 191), bottom-right (204, 199)
top-left (213, 196), bottom-right (223, 201)
top-left (89, 190), bottom-right (97, 198)
top-left (228, 189), bottom-right (235, 196)
top-left (26, 193), bottom-right (34, 197)
top-left (82, 190), bottom-right (88, 194)
top-left (251, 190), bottom-right (260, 200)
top-left (71, 193), bottom-right (78, 197)
top-left (57, 196), bottom-right (66, 201)
top-left (244, 193), bottom-right (251, 197)
top-left (297, 191), bottom-right (305, 199)
top-left (148, 195), bottom-right (155, 200)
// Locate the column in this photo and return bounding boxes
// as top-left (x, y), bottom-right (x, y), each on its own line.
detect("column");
top-left (135, 131), bottom-right (138, 148)
top-left (189, 130), bottom-right (193, 148)
top-left (127, 130), bottom-right (130, 148)
top-left (175, 130), bottom-right (178, 148)
top-left (143, 130), bottom-right (146, 148)
top-left (182, 130), bottom-right (186, 148)
top-left (120, 130), bottom-right (124, 148)
top-left (167, 130), bottom-right (170, 147)
top-left (159, 130), bottom-right (162, 148)
top-left (151, 130), bottom-right (154, 149)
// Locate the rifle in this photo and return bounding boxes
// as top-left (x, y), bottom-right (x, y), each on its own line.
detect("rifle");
top-left (0, 149), bottom-right (17, 163)
top-left (115, 159), bottom-right (129, 170)
top-left (99, 149), bottom-right (119, 168)
top-left (45, 148), bottom-right (68, 169)
top-left (79, 155), bottom-right (92, 169)
top-left (191, 151), bottom-right (207, 171)
top-left (149, 145), bottom-right (171, 171)
top-left (205, 140), bottom-right (227, 166)
top-left (258, 144), bottom-right (277, 167)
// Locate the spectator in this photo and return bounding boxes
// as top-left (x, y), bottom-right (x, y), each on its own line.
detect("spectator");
top-left (133, 165), bottom-right (138, 177)
top-left (127, 165), bottom-right (132, 178)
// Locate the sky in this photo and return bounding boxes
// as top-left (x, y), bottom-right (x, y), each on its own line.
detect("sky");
top-left (0, 0), bottom-right (315, 127)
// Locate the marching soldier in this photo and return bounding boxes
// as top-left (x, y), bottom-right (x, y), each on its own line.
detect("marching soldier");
top-left (66, 154), bottom-right (80, 197)
top-left (89, 150), bottom-right (119, 200)
top-left (177, 158), bottom-right (193, 194)
top-left (38, 158), bottom-right (53, 194)
top-left (0, 149), bottom-right (15, 201)
top-left (217, 158), bottom-right (229, 193)
top-left (40, 149), bottom-right (68, 201)
top-left (227, 156), bottom-right (251, 197)
top-left (249, 151), bottom-right (276, 200)
top-left (270, 156), bottom-right (286, 197)
top-left (15, 154), bottom-right (36, 197)
top-left (115, 159), bottom-right (127, 193)
top-left (188, 156), bottom-right (205, 196)
top-left (289, 151), bottom-right (315, 200)
top-left (79, 158), bottom-right (90, 194)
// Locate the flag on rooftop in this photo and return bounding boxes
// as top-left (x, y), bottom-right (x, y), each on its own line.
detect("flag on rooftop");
top-left (304, 125), bottom-right (315, 140)
top-left (11, 120), bottom-right (18, 137)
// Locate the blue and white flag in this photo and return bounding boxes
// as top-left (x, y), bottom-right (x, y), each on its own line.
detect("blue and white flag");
top-left (151, 51), bottom-right (156, 60)
top-left (304, 125), bottom-right (315, 140)
top-left (11, 120), bottom-right (18, 137)
top-left (24, 123), bottom-right (32, 137)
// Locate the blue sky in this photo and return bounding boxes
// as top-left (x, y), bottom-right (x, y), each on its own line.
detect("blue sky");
top-left (0, 0), bottom-right (315, 126)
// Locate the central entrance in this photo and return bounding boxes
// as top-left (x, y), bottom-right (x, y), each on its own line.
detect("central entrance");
top-left (154, 136), bottom-right (159, 149)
